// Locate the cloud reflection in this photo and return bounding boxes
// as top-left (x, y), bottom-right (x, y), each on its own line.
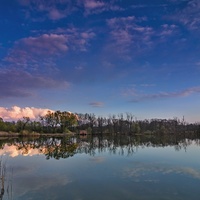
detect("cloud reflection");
top-left (123, 162), bottom-right (200, 181)
top-left (0, 144), bottom-right (41, 157)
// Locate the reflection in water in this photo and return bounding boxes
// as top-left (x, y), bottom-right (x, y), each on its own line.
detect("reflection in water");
top-left (0, 158), bottom-right (13, 200)
top-left (0, 134), bottom-right (199, 159)
top-left (123, 162), bottom-right (200, 181)
top-left (0, 135), bottom-right (199, 200)
top-left (0, 159), bottom-right (5, 199)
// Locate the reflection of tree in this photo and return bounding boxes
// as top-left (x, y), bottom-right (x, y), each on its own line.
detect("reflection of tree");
top-left (11, 137), bottom-right (78, 160)
top-left (44, 142), bottom-right (78, 160)
top-left (0, 134), bottom-right (200, 159)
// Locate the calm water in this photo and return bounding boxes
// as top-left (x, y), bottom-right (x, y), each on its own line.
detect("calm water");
top-left (0, 135), bottom-right (200, 200)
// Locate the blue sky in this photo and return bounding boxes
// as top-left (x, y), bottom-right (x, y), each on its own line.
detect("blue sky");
top-left (0, 0), bottom-right (200, 122)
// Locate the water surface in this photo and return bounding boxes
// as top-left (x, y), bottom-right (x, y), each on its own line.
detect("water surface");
top-left (0, 135), bottom-right (200, 200)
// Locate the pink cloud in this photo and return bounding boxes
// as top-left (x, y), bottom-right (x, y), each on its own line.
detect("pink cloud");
top-left (22, 34), bottom-right (68, 54)
top-left (0, 106), bottom-right (53, 121)
top-left (84, 0), bottom-right (105, 9)
top-left (5, 29), bottom-right (95, 68)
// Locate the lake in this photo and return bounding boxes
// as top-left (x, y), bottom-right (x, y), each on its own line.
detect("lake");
top-left (0, 134), bottom-right (200, 200)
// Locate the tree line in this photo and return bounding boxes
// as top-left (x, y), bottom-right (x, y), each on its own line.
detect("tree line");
top-left (0, 111), bottom-right (200, 135)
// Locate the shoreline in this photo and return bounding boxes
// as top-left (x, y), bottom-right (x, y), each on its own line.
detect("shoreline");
top-left (0, 131), bottom-right (76, 137)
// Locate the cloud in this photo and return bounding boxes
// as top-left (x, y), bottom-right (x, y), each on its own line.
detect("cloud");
top-left (18, 0), bottom-right (123, 20)
top-left (23, 34), bottom-right (68, 53)
top-left (18, 0), bottom-right (72, 20)
top-left (159, 24), bottom-right (178, 37)
top-left (2, 28), bottom-right (94, 97)
top-left (5, 35), bottom-right (68, 73)
top-left (5, 29), bottom-right (95, 69)
top-left (84, 0), bottom-right (105, 9)
top-left (89, 102), bottom-right (104, 107)
top-left (54, 28), bottom-right (96, 52)
top-left (5, 34), bottom-right (68, 67)
top-left (131, 4), bottom-right (168, 9)
top-left (0, 106), bottom-right (53, 121)
top-left (0, 69), bottom-right (69, 99)
top-left (47, 8), bottom-right (67, 20)
top-left (104, 6), bottom-right (182, 59)
top-left (125, 86), bottom-right (200, 102)
top-left (106, 16), bottom-right (154, 58)
top-left (80, 0), bottom-right (124, 15)
top-left (169, 0), bottom-right (200, 31)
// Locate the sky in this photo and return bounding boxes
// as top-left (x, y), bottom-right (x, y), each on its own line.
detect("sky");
top-left (0, 0), bottom-right (200, 122)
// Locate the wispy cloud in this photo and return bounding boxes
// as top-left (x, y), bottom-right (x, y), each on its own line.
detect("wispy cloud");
top-left (169, 0), bottom-right (200, 31)
top-left (125, 86), bottom-right (200, 102)
top-left (159, 24), bottom-right (178, 38)
top-left (0, 106), bottom-right (53, 121)
top-left (131, 4), bottom-right (168, 9)
top-left (89, 102), bottom-right (104, 107)
top-left (106, 16), bottom-right (154, 59)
